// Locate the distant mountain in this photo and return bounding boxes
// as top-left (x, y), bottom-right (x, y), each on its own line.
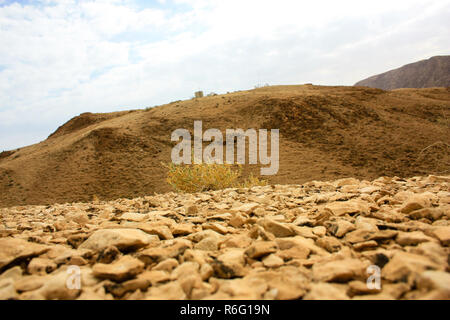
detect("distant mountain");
top-left (355, 56), bottom-right (450, 90)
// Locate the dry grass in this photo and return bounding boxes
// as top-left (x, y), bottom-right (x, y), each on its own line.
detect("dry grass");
top-left (164, 161), bottom-right (267, 193)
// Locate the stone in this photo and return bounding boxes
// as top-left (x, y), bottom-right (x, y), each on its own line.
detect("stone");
top-left (185, 204), bottom-right (198, 215)
top-left (231, 202), bottom-right (259, 214)
top-left (106, 278), bottom-right (151, 297)
top-left (312, 226), bottom-right (327, 237)
top-left (277, 236), bottom-right (326, 258)
top-left (245, 241), bottom-right (278, 259)
top-left (245, 267), bottom-right (309, 299)
top-left (396, 231), bottom-right (434, 246)
top-left (220, 234), bottom-right (253, 249)
top-left (93, 256), bottom-right (144, 282)
top-left (187, 230), bottom-right (222, 243)
top-left (345, 229), bottom-right (375, 244)
top-left (194, 237), bottom-right (220, 251)
top-left (200, 264), bottom-right (214, 281)
top-left (203, 223), bottom-right (228, 235)
top-left (328, 220), bottom-right (356, 238)
top-left (408, 208), bottom-right (444, 221)
top-left (138, 270), bottom-right (170, 286)
top-left (138, 240), bottom-right (191, 265)
top-left (120, 212), bottom-right (148, 222)
top-left (27, 258), bottom-right (57, 275)
top-left (14, 275), bottom-right (46, 292)
top-left (0, 266), bottom-right (22, 282)
top-left (96, 246), bottom-right (121, 264)
top-left (355, 216), bottom-right (379, 232)
top-left (229, 213), bottom-right (247, 228)
top-left (153, 258), bottom-right (179, 272)
top-left (0, 278), bottom-right (18, 300)
top-left (171, 224), bottom-right (195, 236)
top-left (399, 193), bottom-right (433, 214)
top-left (171, 262), bottom-right (200, 280)
top-left (37, 269), bottom-right (81, 300)
top-left (348, 280), bottom-right (381, 296)
top-left (382, 252), bottom-right (441, 282)
top-left (312, 259), bottom-right (368, 282)
top-left (146, 282), bottom-right (186, 300)
top-left (0, 238), bottom-right (49, 269)
top-left (138, 223), bottom-right (173, 240)
top-left (213, 249), bottom-right (246, 279)
top-left (416, 271), bottom-right (450, 299)
top-left (428, 226), bottom-right (450, 246)
top-left (216, 277), bottom-right (267, 299)
top-left (316, 236), bottom-right (342, 253)
top-left (262, 254), bottom-right (284, 268)
top-left (79, 229), bottom-right (152, 252)
top-left (325, 199), bottom-right (369, 216)
top-left (259, 219), bottom-right (295, 237)
top-left (304, 283), bottom-right (349, 300)
top-left (353, 240), bottom-right (378, 251)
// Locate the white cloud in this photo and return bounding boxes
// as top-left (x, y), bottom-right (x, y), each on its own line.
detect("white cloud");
top-left (0, 0), bottom-right (449, 150)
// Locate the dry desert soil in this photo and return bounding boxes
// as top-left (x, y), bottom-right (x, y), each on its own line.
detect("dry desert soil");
top-left (0, 175), bottom-right (449, 300)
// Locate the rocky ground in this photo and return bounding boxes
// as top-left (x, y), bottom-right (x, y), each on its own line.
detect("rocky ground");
top-left (0, 175), bottom-right (449, 300)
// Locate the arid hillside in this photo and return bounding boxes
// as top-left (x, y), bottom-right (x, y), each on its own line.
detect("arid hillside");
top-left (355, 56), bottom-right (450, 90)
top-left (0, 85), bottom-right (449, 207)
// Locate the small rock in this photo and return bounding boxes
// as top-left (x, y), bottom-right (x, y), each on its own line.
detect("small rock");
top-left (262, 254), bottom-right (284, 268)
top-left (399, 193), bottom-right (434, 214)
top-left (27, 258), bottom-right (57, 275)
top-left (0, 266), bottom-right (22, 282)
top-left (120, 212), bottom-right (148, 222)
top-left (312, 259), bottom-right (368, 282)
top-left (213, 248), bottom-right (246, 278)
top-left (245, 241), bottom-right (278, 259)
top-left (428, 226), bottom-right (450, 246)
top-left (146, 282), bottom-right (186, 300)
top-left (259, 219), bottom-right (295, 237)
top-left (138, 223), bottom-right (173, 240)
top-left (382, 252), bottom-right (440, 282)
top-left (396, 231), bottom-right (434, 246)
top-left (194, 237), bottom-right (220, 251)
top-left (325, 199), bottom-right (369, 216)
top-left (416, 271), bottom-right (450, 299)
top-left (304, 283), bottom-right (349, 300)
top-left (79, 229), bottom-right (152, 252)
top-left (0, 238), bottom-right (49, 269)
top-left (316, 237), bottom-right (342, 253)
top-left (93, 256), bottom-right (144, 282)
top-left (328, 220), bottom-right (356, 238)
top-left (153, 258), bottom-right (179, 272)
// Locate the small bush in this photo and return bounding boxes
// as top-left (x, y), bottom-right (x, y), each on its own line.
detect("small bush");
top-left (164, 161), bottom-right (267, 193)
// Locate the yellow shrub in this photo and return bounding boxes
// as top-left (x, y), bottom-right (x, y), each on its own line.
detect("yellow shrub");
top-left (164, 162), bottom-right (267, 193)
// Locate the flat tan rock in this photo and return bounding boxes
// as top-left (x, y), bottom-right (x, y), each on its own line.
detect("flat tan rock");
top-left (0, 238), bottom-right (49, 269)
top-left (312, 258), bottom-right (368, 282)
top-left (93, 256), bottom-right (144, 281)
top-left (79, 228), bottom-right (152, 252)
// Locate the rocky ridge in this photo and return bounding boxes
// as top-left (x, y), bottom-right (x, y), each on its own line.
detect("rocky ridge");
top-left (0, 175), bottom-right (449, 300)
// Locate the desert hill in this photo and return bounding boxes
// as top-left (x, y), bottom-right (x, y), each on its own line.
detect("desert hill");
top-left (0, 84), bottom-right (449, 207)
top-left (355, 55), bottom-right (450, 90)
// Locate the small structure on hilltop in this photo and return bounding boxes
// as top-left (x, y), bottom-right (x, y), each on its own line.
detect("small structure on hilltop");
top-left (194, 91), bottom-right (204, 98)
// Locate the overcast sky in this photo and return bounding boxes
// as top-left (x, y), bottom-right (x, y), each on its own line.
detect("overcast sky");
top-left (0, 0), bottom-right (449, 151)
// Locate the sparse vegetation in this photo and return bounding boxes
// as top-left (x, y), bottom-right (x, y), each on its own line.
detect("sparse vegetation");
top-left (163, 161), bottom-right (267, 193)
